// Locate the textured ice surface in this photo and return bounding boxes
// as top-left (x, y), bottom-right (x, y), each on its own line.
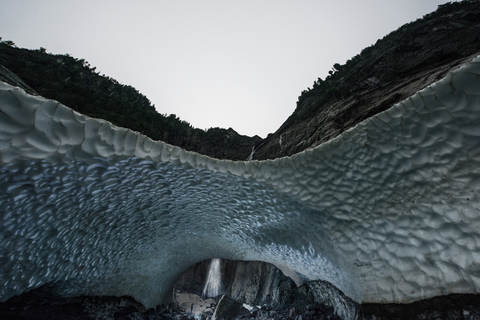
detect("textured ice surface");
top-left (1, 56), bottom-right (480, 309)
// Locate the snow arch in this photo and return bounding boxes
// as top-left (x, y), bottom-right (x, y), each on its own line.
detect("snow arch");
top-left (1, 56), bottom-right (480, 308)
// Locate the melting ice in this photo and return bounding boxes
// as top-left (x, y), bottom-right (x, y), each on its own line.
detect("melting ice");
top-left (202, 258), bottom-right (222, 298)
top-left (0, 56), bottom-right (480, 310)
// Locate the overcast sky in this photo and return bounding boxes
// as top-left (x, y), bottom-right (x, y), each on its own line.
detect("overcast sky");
top-left (1, 0), bottom-right (450, 137)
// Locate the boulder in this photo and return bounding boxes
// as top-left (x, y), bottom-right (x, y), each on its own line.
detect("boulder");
top-left (212, 295), bottom-right (251, 320)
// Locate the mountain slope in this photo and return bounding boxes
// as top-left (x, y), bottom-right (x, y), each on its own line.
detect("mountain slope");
top-left (0, 44), bottom-right (261, 160)
top-left (252, 0), bottom-right (480, 160)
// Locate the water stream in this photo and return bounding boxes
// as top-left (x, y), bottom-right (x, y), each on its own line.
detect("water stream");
top-left (202, 258), bottom-right (221, 298)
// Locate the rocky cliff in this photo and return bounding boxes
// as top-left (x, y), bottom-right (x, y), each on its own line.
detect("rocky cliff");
top-left (251, 0), bottom-right (480, 160)
top-left (174, 260), bottom-right (359, 319)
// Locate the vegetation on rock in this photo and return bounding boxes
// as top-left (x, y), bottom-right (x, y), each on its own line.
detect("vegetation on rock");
top-left (0, 42), bottom-right (261, 160)
top-left (252, 0), bottom-right (480, 159)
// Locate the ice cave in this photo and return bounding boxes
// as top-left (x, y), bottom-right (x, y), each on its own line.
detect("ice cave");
top-left (0, 56), bottom-right (480, 312)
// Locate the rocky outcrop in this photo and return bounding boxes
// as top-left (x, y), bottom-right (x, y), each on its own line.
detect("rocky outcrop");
top-left (174, 260), bottom-right (359, 319)
top-left (212, 294), bottom-right (344, 320)
top-left (0, 64), bottom-right (37, 96)
top-left (252, 1), bottom-right (480, 160)
top-left (212, 295), bottom-right (251, 320)
top-left (192, 127), bottom-right (262, 161)
top-left (226, 261), bottom-right (295, 307)
top-left (361, 294), bottom-right (480, 320)
top-left (0, 285), bottom-right (154, 320)
top-left (174, 260), bottom-right (297, 308)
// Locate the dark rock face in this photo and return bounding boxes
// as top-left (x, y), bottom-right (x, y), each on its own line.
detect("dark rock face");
top-left (0, 64), bottom-right (38, 96)
top-left (192, 127), bottom-right (262, 161)
top-left (361, 294), bottom-right (480, 320)
top-left (174, 259), bottom-right (359, 319)
top-left (252, 1), bottom-right (480, 160)
top-left (212, 295), bottom-right (251, 320)
top-left (0, 285), bottom-right (151, 320)
top-left (226, 260), bottom-right (296, 307)
top-left (0, 284), bottom-right (207, 320)
top-left (174, 260), bottom-right (298, 308)
top-left (0, 285), bottom-right (91, 320)
top-left (174, 258), bottom-right (213, 297)
top-left (213, 294), bottom-right (343, 320)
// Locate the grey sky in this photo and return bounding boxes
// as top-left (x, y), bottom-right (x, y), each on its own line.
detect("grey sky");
top-left (1, 0), bottom-right (450, 137)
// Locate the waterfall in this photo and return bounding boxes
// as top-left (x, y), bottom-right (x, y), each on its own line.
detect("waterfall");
top-left (202, 258), bottom-right (222, 298)
top-left (247, 146), bottom-right (255, 161)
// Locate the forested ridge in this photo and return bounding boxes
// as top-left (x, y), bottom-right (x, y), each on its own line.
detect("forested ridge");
top-left (252, 0), bottom-right (480, 159)
top-left (0, 43), bottom-right (261, 160)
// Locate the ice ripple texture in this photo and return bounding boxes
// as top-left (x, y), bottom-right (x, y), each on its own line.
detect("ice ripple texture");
top-left (1, 56), bottom-right (480, 309)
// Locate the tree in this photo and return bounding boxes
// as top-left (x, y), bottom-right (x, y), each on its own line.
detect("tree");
top-left (2, 40), bottom-right (15, 46)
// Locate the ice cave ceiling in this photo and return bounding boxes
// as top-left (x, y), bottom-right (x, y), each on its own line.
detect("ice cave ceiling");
top-left (0, 57), bottom-right (480, 309)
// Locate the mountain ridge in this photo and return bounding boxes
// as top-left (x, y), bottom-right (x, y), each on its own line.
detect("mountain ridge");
top-left (0, 44), bottom-right (261, 160)
top-left (1, 1), bottom-right (480, 162)
top-left (252, 0), bottom-right (480, 159)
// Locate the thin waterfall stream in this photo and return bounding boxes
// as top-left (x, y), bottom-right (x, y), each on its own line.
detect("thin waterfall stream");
top-left (202, 258), bottom-right (221, 298)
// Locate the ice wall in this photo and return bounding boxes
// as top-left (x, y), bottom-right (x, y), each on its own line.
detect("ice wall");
top-left (1, 56), bottom-right (480, 309)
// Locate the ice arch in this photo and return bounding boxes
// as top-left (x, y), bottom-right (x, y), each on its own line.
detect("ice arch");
top-left (1, 56), bottom-right (480, 309)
